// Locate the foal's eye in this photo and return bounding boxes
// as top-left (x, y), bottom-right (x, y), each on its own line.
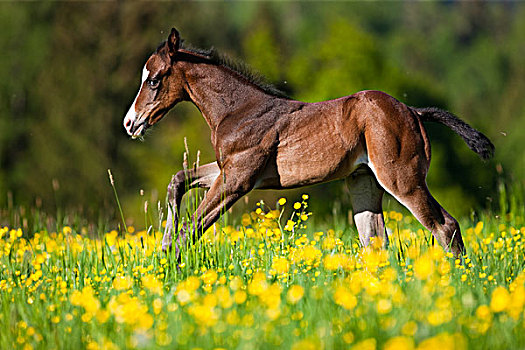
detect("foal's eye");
top-left (147, 78), bottom-right (160, 89)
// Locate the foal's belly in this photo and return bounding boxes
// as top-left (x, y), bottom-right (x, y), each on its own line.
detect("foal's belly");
top-left (254, 125), bottom-right (366, 190)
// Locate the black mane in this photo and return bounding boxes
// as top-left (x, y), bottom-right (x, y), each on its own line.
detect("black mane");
top-left (156, 41), bottom-right (289, 99)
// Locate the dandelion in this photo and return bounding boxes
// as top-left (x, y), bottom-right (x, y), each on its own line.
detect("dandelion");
top-left (96, 310), bottom-right (110, 323)
top-left (278, 198), bottom-right (287, 206)
top-left (475, 305), bottom-right (492, 322)
top-left (401, 321), bottom-right (417, 336)
top-left (334, 286), bottom-right (357, 310)
top-left (142, 275), bottom-right (163, 295)
top-left (490, 287), bottom-right (510, 313)
top-left (234, 290), bottom-right (247, 304)
top-left (291, 338), bottom-right (319, 350)
top-left (272, 257), bottom-right (290, 275)
top-left (284, 220), bottom-right (295, 231)
top-left (376, 299), bottom-right (392, 314)
top-left (417, 333), bottom-right (466, 350)
top-left (215, 286), bottom-right (233, 308)
top-left (351, 338), bottom-right (376, 350)
top-left (287, 285), bottom-right (305, 304)
top-left (383, 336), bottom-right (414, 350)
top-left (202, 269), bottom-right (218, 285)
top-left (414, 254), bottom-right (433, 280)
top-left (113, 276), bottom-right (133, 290)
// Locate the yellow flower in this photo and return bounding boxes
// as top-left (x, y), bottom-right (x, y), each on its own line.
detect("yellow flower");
top-left (287, 285), bottom-right (305, 304)
top-left (272, 257), bottom-right (290, 275)
top-left (86, 341), bottom-right (99, 350)
top-left (414, 254), bottom-right (434, 280)
top-left (138, 313), bottom-right (154, 330)
top-left (475, 305), bottom-right (492, 322)
top-left (343, 332), bottom-right (354, 344)
top-left (105, 230), bottom-right (118, 246)
top-left (70, 287), bottom-right (100, 315)
top-left (474, 221), bottom-right (484, 235)
top-left (383, 336), bottom-right (414, 350)
top-left (293, 202), bottom-right (301, 210)
top-left (376, 299), bottom-right (392, 314)
top-left (291, 339), bottom-right (319, 350)
top-left (284, 220), bottom-right (295, 231)
top-left (96, 310), bottom-right (110, 323)
top-left (176, 289), bottom-right (191, 305)
top-left (321, 236), bottom-right (335, 250)
top-left (278, 198), bottom-right (287, 206)
top-left (509, 285), bottom-right (525, 319)
top-left (490, 286), bottom-right (510, 313)
top-left (323, 253), bottom-right (351, 271)
top-left (108, 293), bottom-right (152, 330)
top-left (240, 213), bottom-right (251, 227)
top-left (187, 303), bottom-right (219, 328)
top-left (112, 276), bottom-right (132, 291)
top-left (202, 269), bottom-right (218, 285)
top-left (334, 286), bottom-right (357, 310)
top-left (401, 321), bottom-right (418, 336)
top-left (248, 275), bottom-right (268, 296)
top-left (229, 276), bottom-right (243, 291)
top-left (234, 290), bottom-right (247, 304)
top-left (215, 286), bottom-right (233, 308)
top-left (351, 338), bottom-right (376, 350)
top-left (417, 332), bottom-right (466, 350)
top-left (142, 275), bottom-right (163, 295)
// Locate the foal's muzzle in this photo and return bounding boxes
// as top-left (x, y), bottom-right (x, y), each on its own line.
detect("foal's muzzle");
top-left (124, 108), bottom-right (148, 139)
top-left (129, 121), bottom-right (148, 139)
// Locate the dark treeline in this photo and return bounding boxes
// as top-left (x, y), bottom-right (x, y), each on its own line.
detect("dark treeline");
top-left (1, 2), bottom-right (523, 225)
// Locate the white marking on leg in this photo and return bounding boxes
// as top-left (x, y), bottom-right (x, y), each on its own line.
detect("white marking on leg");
top-left (354, 211), bottom-right (378, 246)
top-left (162, 204), bottom-right (174, 250)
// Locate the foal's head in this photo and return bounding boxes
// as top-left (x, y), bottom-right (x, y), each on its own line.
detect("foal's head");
top-left (123, 28), bottom-right (186, 139)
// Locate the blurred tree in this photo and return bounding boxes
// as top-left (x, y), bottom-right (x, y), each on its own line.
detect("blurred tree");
top-left (0, 4), bottom-right (54, 205)
top-left (0, 2), bottom-right (521, 225)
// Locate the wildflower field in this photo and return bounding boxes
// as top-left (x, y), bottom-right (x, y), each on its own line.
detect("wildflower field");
top-left (1, 191), bottom-right (524, 350)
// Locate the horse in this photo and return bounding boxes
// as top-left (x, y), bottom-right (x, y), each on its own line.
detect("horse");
top-left (123, 28), bottom-right (494, 258)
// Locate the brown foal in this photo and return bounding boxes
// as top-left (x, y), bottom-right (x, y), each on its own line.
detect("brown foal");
top-left (123, 28), bottom-right (494, 258)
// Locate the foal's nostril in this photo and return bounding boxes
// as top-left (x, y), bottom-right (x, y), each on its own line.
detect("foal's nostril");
top-left (125, 119), bottom-right (132, 128)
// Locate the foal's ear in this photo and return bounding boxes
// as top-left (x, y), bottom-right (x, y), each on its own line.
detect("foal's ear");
top-left (167, 28), bottom-right (180, 58)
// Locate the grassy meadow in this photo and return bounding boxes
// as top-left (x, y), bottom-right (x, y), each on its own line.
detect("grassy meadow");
top-left (1, 187), bottom-right (524, 350)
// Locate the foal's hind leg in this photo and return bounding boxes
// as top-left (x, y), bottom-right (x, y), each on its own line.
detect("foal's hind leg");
top-left (346, 166), bottom-right (387, 247)
top-left (368, 161), bottom-right (465, 256)
top-left (162, 162), bottom-right (220, 251)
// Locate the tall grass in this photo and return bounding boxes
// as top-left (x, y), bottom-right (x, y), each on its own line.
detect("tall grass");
top-left (0, 179), bottom-right (524, 349)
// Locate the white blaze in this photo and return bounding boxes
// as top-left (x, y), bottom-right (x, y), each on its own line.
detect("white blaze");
top-left (123, 66), bottom-right (150, 136)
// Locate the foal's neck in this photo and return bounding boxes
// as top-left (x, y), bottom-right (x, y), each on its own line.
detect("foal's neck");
top-left (181, 61), bottom-right (282, 131)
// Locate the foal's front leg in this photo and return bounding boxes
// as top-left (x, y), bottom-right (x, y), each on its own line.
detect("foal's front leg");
top-left (162, 162), bottom-right (220, 251)
top-left (171, 171), bottom-right (248, 259)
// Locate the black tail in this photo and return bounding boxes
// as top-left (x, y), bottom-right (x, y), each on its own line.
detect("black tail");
top-left (413, 107), bottom-right (495, 160)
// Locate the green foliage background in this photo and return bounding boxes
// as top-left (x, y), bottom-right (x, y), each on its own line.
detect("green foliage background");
top-left (1, 2), bottom-right (523, 225)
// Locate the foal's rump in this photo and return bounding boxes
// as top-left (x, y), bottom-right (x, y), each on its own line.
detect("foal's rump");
top-left (348, 91), bottom-right (431, 197)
